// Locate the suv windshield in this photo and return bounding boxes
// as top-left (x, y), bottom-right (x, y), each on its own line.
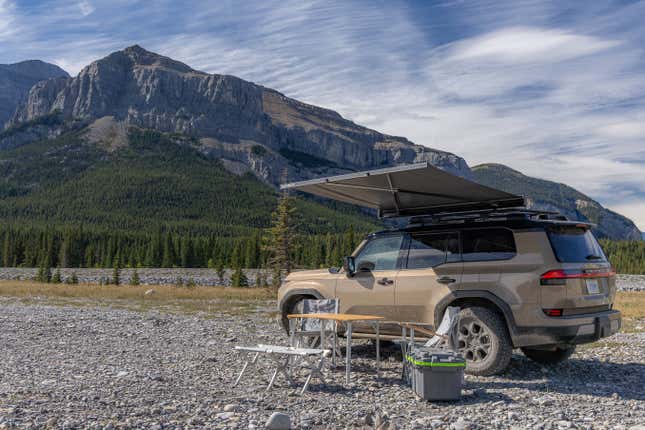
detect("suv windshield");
top-left (547, 226), bottom-right (607, 263)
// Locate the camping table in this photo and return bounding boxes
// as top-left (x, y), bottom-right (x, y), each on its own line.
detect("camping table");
top-left (287, 313), bottom-right (384, 384)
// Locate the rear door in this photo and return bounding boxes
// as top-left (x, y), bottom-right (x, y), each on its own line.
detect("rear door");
top-left (395, 231), bottom-right (462, 327)
top-left (335, 233), bottom-right (405, 333)
top-left (543, 226), bottom-right (616, 313)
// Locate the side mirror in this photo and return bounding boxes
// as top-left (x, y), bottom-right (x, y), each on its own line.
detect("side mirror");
top-left (343, 256), bottom-right (356, 277)
top-left (357, 261), bottom-right (375, 272)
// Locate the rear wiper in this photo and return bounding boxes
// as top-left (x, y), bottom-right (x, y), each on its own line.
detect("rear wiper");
top-left (586, 254), bottom-right (603, 260)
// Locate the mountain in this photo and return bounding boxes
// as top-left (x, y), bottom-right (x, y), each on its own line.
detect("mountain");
top-left (0, 60), bottom-right (69, 128)
top-left (5, 45), bottom-right (470, 184)
top-left (0, 46), bottom-right (640, 242)
top-left (472, 164), bottom-right (642, 241)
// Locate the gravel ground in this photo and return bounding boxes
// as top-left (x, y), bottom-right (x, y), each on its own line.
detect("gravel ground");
top-left (0, 299), bottom-right (643, 430)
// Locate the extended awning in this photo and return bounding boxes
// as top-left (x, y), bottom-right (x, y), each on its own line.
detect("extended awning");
top-left (281, 162), bottom-right (524, 218)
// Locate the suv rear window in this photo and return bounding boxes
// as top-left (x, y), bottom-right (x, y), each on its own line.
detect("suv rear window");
top-left (462, 228), bottom-right (516, 261)
top-left (547, 226), bottom-right (607, 263)
top-left (405, 232), bottom-right (459, 269)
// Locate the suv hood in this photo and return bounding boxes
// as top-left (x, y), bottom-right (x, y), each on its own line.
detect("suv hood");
top-left (286, 269), bottom-right (337, 281)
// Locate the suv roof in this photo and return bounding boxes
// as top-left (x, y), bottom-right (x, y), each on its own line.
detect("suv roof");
top-left (371, 208), bottom-right (594, 236)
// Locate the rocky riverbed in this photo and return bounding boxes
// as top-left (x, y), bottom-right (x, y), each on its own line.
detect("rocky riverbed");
top-left (0, 298), bottom-right (643, 429)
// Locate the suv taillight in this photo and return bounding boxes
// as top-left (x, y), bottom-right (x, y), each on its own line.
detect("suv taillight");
top-left (543, 309), bottom-right (563, 317)
top-left (540, 268), bottom-right (616, 285)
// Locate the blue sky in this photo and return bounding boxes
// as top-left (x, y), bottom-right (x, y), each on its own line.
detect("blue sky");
top-left (1, 0), bottom-right (645, 229)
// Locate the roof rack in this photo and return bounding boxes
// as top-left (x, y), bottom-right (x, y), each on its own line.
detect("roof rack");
top-left (406, 207), bottom-right (569, 227)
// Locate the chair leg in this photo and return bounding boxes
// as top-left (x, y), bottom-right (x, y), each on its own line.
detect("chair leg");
top-left (267, 355), bottom-right (293, 391)
top-left (300, 353), bottom-right (327, 395)
top-left (234, 352), bottom-right (259, 386)
top-left (267, 368), bottom-right (280, 391)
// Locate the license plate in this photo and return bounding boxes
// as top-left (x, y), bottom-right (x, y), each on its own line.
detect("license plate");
top-left (586, 278), bottom-right (600, 295)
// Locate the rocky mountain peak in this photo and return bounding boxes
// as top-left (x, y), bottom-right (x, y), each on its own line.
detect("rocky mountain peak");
top-left (5, 45), bottom-right (472, 183)
top-left (118, 45), bottom-right (199, 74)
top-left (0, 60), bottom-right (69, 128)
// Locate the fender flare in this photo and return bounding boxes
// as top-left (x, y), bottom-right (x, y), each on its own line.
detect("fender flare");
top-left (278, 288), bottom-right (325, 314)
top-left (435, 290), bottom-right (519, 338)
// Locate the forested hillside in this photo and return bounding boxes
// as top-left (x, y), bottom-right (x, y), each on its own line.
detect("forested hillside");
top-left (599, 240), bottom-right (645, 275)
top-left (0, 127), bottom-right (377, 270)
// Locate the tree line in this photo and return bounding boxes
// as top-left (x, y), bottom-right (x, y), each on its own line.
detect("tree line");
top-left (1, 226), bottom-right (643, 275)
top-left (0, 224), bottom-right (361, 271)
top-left (598, 239), bottom-right (645, 275)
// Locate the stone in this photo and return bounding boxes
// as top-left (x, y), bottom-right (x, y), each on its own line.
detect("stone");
top-left (265, 412), bottom-right (290, 430)
top-left (144, 289), bottom-right (156, 296)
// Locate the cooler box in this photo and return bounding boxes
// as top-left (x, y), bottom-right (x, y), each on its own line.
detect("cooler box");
top-left (406, 347), bottom-right (465, 401)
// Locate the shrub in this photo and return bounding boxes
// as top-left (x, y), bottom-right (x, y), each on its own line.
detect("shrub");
top-left (130, 269), bottom-right (140, 286)
top-left (51, 268), bottom-right (62, 284)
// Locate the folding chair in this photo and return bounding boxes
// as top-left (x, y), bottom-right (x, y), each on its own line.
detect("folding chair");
top-left (289, 298), bottom-right (340, 363)
top-left (424, 306), bottom-right (460, 350)
top-left (233, 344), bottom-right (330, 394)
top-left (399, 306), bottom-right (460, 381)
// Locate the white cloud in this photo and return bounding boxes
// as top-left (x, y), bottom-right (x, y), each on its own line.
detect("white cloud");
top-left (449, 27), bottom-right (619, 63)
top-left (78, 0), bottom-right (94, 16)
top-left (606, 202), bottom-right (645, 232)
top-left (0, 0), bottom-right (16, 37)
top-left (595, 121), bottom-right (645, 140)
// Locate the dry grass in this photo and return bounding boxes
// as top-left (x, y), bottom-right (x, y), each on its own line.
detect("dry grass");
top-left (614, 291), bottom-right (645, 319)
top-left (0, 280), bottom-right (275, 315)
top-left (613, 291), bottom-right (645, 333)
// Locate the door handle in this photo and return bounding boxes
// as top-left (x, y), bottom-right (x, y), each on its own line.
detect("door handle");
top-left (377, 277), bottom-right (394, 285)
top-left (437, 276), bottom-right (456, 285)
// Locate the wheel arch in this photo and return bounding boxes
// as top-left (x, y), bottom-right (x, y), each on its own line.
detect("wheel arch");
top-left (435, 290), bottom-right (519, 344)
top-left (278, 288), bottom-right (324, 332)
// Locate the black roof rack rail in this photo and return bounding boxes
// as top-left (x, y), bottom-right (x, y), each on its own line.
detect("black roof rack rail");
top-left (406, 207), bottom-right (568, 226)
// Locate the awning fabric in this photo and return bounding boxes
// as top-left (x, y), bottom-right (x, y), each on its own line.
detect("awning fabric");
top-left (281, 162), bottom-right (524, 218)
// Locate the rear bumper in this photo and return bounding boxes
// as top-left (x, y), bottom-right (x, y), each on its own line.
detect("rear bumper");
top-left (512, 310), bottom-right (621, 348)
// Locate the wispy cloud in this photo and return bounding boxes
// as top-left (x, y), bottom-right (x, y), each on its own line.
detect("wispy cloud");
top-left (77, 0), bottom-right (95, 17)
top-left (0, 0), bottom-right (17, 38)
top-left (0, 0), bottom-right (643, 229)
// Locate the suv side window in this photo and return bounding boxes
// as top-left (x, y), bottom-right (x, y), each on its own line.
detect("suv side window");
top-left (355, 234), bottom-right (404, 271)
top-left (405, 232), bottom-right (460, 269)
top-left (462, 228), bottom-right (516, 261)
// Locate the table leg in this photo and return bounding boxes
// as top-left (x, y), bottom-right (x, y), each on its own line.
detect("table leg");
top-left (332, 320), bottom-right (337, 367)
top-left (375, 321), bottom-right (380, 378)
top-left (345, 321), bottom-right (352, 384)
top-left (289, 318), bottom-right (295, 347)
top-left (320, 318), bottom-right (326, 351)
top-left (401, 326), bottom-right (407, 380)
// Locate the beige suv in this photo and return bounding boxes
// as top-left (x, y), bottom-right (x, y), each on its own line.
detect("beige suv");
top-left (278, 210), bottom-right (621, 375)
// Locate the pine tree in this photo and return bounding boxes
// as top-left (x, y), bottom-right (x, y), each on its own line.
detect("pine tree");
top-left (130, 269), bottom-right (140, 286)
top-left (265, 190), bottom-right (296, 289)
top-left (51, 268), bottom-right (62, 284)
top-left (68, 272), bottom-right (79, 284)
top-left (215, 259), bottom-right (226, 286)
top-left (112, 261), bottom-right (121, 286)
top-left (231, 265), bottom-right (248, 288)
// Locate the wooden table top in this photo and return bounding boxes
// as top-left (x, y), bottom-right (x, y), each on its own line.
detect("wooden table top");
top-left (287, 313), bottom-right (385, 322)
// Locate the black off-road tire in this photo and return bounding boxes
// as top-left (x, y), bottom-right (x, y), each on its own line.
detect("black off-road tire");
top-left (521, 345), bottom-right (576, 364)
top-left (280, 295), bottom-right (315, 335)
top-left (457, 306), bottom-right (513, 376)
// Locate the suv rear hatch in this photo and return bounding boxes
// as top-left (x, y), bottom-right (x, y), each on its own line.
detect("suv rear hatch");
top-left (539, 225), bottom-right (616, 316)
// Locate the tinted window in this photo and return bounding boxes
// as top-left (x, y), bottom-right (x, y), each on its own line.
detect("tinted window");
top-left (462, 228), bottom-right (516, 261)
top-left (355, 234), bottom-right (404, 271)
top-left (547, 226), bottom-right (607, 263)
top-left (406, 232), bottom-right (460, 269)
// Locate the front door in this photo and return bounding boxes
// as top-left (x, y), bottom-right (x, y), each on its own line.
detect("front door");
top-left (335, 233), bottom-right (404, 334)
top-left (395, 231), bottom-right (462, 328)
